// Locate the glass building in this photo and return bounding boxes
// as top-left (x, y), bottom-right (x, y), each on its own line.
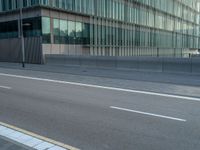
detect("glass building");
top-left (0, 0), bottom-right (200, 60)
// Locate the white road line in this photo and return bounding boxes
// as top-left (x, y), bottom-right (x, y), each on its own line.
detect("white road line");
top-left (0, 122), bottom-right (79, 150)
top-left (110, 106), bottom-right (186, 122)
top-left (0, 85), bottom-right (11, 90)
top-left (0, 72), bottom-right (200, 102)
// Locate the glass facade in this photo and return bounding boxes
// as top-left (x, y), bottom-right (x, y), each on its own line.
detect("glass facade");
top-left (23, 17), bottom-right (41, 37)
top-left (0, 20), bottom-right (18, 39)
top-left (0, 0), bottom-right (200, 57)
top-left (42, 17), bottom-right (51, 43)
top-left (0, 17), bottom-right (41, 39)
top-left (52, 19), bottom-right (90, 45)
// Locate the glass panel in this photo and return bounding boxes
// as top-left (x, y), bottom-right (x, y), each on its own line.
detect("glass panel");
top-left (23, 17), bottom-right (41, 37)
top-left (82, 23), bottom-right (90, 45)
top-left (53, 18), bottom-right (60, 44)
top-left (42, 17), bottom-right (51, 43)
top-left (76, 22), bottom-right (82, 44)
top-left (0, 20), bottom-right (18, 39)
top-left (60, 19), bottom-right (68, 44)
top-left (68, 21), bottom-right (75, 44)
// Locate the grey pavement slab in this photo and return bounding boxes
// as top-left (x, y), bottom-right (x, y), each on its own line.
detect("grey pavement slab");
top-left (0, 62), bottom-right (200, 87)
top-left (0, 136), bottom-right (31, 150)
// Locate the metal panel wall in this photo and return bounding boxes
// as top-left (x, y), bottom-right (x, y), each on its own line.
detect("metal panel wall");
top-left (0, 38), bottom-right (21, 62)
top-left (0, 37), bottom-right (43, 64)
top-left (24, 37), bottom-right (43, 64)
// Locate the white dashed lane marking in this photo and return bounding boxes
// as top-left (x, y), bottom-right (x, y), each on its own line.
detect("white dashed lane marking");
top-left (110, 106), bottom-right (186, 122)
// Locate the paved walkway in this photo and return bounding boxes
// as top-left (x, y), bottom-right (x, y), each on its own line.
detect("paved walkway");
top-left (0, 136), bottom-right (31, 150)
top-left (0, 62), bottom-right (200, 87)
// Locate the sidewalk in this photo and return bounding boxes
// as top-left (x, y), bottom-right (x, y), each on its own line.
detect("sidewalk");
top-left (0, 62), bottom-right (200, 87)
top-left (0, 136), bottom-right (31, 150)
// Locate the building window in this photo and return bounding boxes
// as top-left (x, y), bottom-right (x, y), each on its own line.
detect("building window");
top-left (75, 22), bottom-right (82, 44)
top-left (23, 17), bottom-right (41, 37)
top-left (60, 19), bottom-right (68, 44)
top-left (42, 17), bottom-right (51, 43)
top-left (0, 20), bottom-right (18, 39)
top-left (68, 21), bottom-right (76, 44)
top-left (53, 18), bottom-right (60, 44)
top-left (82, 23), bottom-right (90, 45)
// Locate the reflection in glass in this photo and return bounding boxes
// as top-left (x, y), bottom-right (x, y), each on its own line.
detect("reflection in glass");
top-left (68, 21), bottom-right (75, 44)
top-left (42, 17), bottom-right (51, 43)
top-left (76, 22), bottom-right (82, 44)
top-left (60, 19), bottom-right (68, 44)
top-left (53, 19), bottom-right (60, 44)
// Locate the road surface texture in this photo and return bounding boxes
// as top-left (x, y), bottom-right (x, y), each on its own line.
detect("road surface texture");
top-left (0, 63), bottom-right (200, 150)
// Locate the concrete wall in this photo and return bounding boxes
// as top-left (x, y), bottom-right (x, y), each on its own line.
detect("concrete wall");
top-left (45, 55), bottom-right (200, 74)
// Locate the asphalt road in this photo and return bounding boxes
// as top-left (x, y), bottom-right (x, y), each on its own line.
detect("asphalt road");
top-left (0, 67), bottom-right (200, 150)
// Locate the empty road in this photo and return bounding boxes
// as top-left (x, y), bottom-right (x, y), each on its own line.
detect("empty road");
top-left (0, 66), bottom-right (200, 150)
